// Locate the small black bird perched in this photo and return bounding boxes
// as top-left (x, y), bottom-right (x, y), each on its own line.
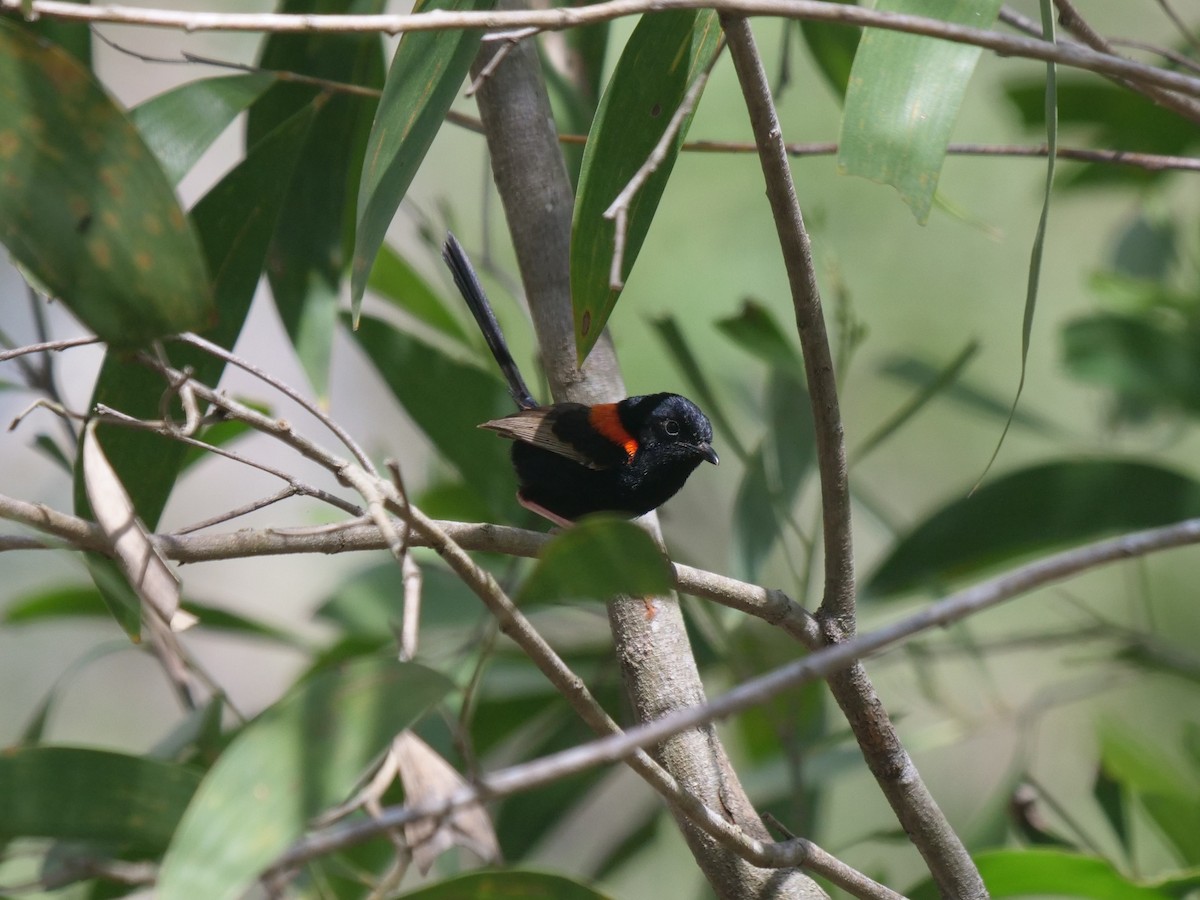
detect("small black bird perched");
top-left (441, 232), bottom-right (718, 527)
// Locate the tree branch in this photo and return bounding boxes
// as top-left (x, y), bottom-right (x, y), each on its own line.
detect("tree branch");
top-left (721, 13), bottom-right (984, 899)
top-left (466, 7), bottom-right (821, 894)
top-left (2, 0), bottom-right (1199, 97)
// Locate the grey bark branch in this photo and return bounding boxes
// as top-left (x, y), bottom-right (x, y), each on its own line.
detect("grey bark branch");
top-left (468, 6), bottom-right (822, 896)
top-left (720, 14), bottom-right (986, 900)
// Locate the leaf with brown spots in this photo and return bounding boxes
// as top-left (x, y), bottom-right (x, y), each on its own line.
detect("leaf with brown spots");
top-left (0, 19), bottom-right (212, 347)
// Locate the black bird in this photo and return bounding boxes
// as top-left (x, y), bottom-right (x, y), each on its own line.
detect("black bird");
top-left (441, 232), bottom-right (718, 526)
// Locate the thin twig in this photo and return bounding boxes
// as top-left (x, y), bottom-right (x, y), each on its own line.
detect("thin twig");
top-left (1154, 0), bottom-right (1200, 57)
top-left (721, 12), bottom-right (982, 898)
top-left (1052, 0), bottom-right (1200, 123)
top-left (170, 333), bottom-right (379, 476)
top-left (0, 336), bottom-right (101, 362)
top-left (270, 512), bottom-right (1200, 874)
top-left (127, 361), bottom-right (800, 869)
top-left (3, 0), bottom-right (1200, 99)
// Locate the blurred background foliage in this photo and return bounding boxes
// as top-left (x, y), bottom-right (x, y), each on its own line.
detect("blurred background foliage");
top-left (1, 1), bottom-right (1199, 898)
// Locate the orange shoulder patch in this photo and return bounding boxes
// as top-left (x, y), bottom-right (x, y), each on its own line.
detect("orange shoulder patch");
top-left (588, 403), bottom-right (639, 461)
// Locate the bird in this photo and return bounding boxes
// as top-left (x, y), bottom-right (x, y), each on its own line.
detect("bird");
top-left (441, 232), bottom-right (718, 527)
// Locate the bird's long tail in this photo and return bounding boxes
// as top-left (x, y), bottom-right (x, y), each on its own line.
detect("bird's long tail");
top-left (442, 232), bottom-right (538, 411)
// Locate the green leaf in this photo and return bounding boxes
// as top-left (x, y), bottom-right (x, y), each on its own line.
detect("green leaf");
top-left (837, 0), bottom-right (1003, 222)
top-left (715, 299), bottom-right (804, 377)
top-left (0, 747), bottom-right (201, 849)
top-left (519, 517), bottom-right (673, 605)
top-left (25, 13), bottom-right (91, 67)
top-left (1062, 314), bottom-right (1200, 419)
top-left (1099, 724), bottom-right (1200, 864)
top-left (368, 242), bottom-right (470, 342)
top-left (0, 18), bottom-right (213, 346)
top-left (350, 0), bottom-right (492, 321)
top-left (2, 584), bottom-right (108, 624)
top-left (2, 584), bottom-right (304, 647)
top-left (159, 658), bottom-right (453, 900)
top-left (397, 870), bottom-right (616, 899)
top-left (973, 849), bottom-right (1174, 900)
top-left (132, 73), bottom-right (276, 186)
top-left (250, 0), bottom-right (386, 399)
top-left (733, 370), bottom-right (815, 581)
top-left (571, 10), bottom-right (722, 361)
top-left (798, 0), bottom-right (862, 100)
top-left (349, 313), bottom-right (516, 517)
top-left (867, 460), bottom-right (1200, 597)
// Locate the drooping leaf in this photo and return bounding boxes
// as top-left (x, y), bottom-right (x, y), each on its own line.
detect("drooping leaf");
top-left (350, 0), bottom-right (493, 321)
top-left (250, 0), bottom-right (386, 398)
top-left (0, 747), bottom-right (201, 849)
top-left (571, 10), bottom-right (722, 361)
top-left (519, 517), bottom-right (673, 605)
top-left (867, 460), bottom-right (1200, 597)
top-left (1004, 79), bottom-right (1199, 189)
top-left (349, 313), bottom-right (516, 517)
top-left (3, 585), bottom-right (303, 647)
top-left (0, 18), bottom-right (212, 345)
top-left (159, 658), bottom-right (453, 900)
top-left (837, 0), bottom-right (1003, 222)
top-left (315, 560), bottom-right (483, 640)
top-left (396, 870), bottom-right (616, 899)
top-left (132, 73), bottom-right (276, 186)
top-left (1092, 764), bottom-right (1130, 854)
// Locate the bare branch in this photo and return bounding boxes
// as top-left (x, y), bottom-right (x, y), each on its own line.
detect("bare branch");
top-left (721, 12), bottom-right (980, 897)
top-left (1052, 0), bottom-right (1200, 123)
top-left (2, 0), bottom-right (1199, 98)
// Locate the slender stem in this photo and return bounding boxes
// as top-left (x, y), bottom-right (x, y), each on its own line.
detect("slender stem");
top-left (721, 13), bottom-right (985, 899)
top-left (3, 0), bottom-right (1200, 99)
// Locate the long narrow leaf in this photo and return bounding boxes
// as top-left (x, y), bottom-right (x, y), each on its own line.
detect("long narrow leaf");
top-left (571, 10), bottom-right (722, 361)
top-left (976, 2), bottom-right (1057, 483)
top-left (251, 0), bottom-right (386, 398)
top-left (837, 0), bottom-right (1002, 222)
top-left (868, 460), bottom-right (1200, 597)
top-left (132, 73), bottom-right (276, 186)
top-left (350, 0), bottom-right (492, 322)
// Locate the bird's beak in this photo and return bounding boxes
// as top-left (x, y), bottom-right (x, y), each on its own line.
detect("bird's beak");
top-left (697, 442), bottom-right (719, 466)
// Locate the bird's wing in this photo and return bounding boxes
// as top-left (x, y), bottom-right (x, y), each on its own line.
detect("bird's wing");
top-left (480, 407), bottom-right (611, 470)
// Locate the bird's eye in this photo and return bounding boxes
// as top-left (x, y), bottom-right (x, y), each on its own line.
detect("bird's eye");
top-left (663, 419), bottom-right (680, 436)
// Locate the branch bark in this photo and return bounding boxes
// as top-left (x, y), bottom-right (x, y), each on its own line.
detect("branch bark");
top-left (721, 14), bottom-right (986, 900)
top-left (467, 5), bottom-right (823, 896)
top-left (5, 0), bottom-right (1200, 100)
